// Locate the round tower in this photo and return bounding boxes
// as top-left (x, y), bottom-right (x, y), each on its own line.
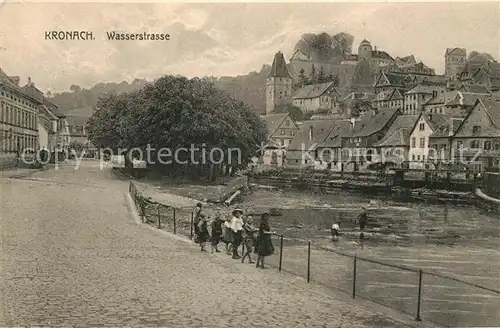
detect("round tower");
top-left (358, 39), bottom-right (372, 61)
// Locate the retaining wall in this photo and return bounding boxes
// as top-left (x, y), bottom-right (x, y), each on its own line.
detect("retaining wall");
top-left (483, 172), bottom-right (500, 199)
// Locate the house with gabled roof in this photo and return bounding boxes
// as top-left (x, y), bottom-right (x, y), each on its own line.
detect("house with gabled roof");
top-left (466, 61), bottom-right (500, 92)
top-left (286, 119), bottom-right (335, 169)
top-left (259, 113), bottom-right (299, 167)
top-left (315, 119), bottom-right (352, 171)
top-left (374, 87), bottom-right (404, 111)
top-left (339, 107), bottom-right (402, 172)
top-left (408, 112), bottom-right (461, 168)
top-left (292, 81), bottom-right (342, 114)
top-left (450, 98), bottom-right (500, 171)
top-left (428, 117), bottom-right (464, 163)
top-left (404, 83), bottom-right (446, 115)
top-left (372, 115), bottom-right (419, 166)
top-left (444, 92), bottom-right (491, 117)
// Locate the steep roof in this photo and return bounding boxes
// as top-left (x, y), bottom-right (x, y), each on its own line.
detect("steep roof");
top-left (429, 117), bottom-right (464, 138)
top-left (65, 114), bottom-right (90, 127)
top-left (446, 92), bottom-right (489, 107)
top-left (260, 113), bottom-right (288, 138)
top-left (406, 83), bottom-right (440, 95)
top-left (373, 115), bottom-right (418, 147)
top-left (269, 51), bottom-right (291, 78)
top-left (410, 112), bottom-right (455, 135)
top-left (287, 120), bottom-right (335, 152)
top-left (425, 91), bottom-right (446, 105)
top-left (445, 48), bottom-right (466, 56)
top-left (372, 50), bottom-right (394, 61)
top-left (454, 98), bottom-right (500, 137)
top-left (376, 72), bottom-right (407, 88)
top-left (292, 81), bottom-right (335, 99)
top-left (350, 107), bottom-right (400, 137)
top-left (460, 84), bottom-right (490, 94)
top-left (318, 119), bottom-right (352, 148)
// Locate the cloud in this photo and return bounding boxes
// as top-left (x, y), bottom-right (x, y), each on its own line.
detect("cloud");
top-left (0, 2), bottom-right (498, 93)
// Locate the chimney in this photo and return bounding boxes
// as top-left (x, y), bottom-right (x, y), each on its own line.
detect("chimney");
top-left (350, 118), bottom-right (356, 129)
top-left (374, 45), bottom-right (377, 52)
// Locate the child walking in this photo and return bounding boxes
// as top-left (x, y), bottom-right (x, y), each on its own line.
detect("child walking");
top-left (241, 215), bottom-right (256, 263)
top-left (222, 216), bottom-right (233, 255)
top-left (210, 215), bottom-right (223, 253)
top-left (197, 214), bottom-right (210, 252)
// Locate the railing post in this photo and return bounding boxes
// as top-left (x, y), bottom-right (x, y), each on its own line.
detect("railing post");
top-left (190, 212), bottom-right (194, 239)
top-left (173, 208), bottom-right (177, 234)
top-left (157, 206), bottom-right (161, 229)
top-left (279, 234), bottom-right (284, 272)
top-left (416, 269), bottom-right (423, 321)
top-left (352, 254), bottom-right (357, 298)
top-left (307, 240), bottom-right (311, 283)
top-left (140, 198), bottom-right (145, 223)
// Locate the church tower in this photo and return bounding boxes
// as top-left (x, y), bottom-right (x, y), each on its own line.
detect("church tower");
top-left (266, 51), bottom-right (292, 114)
top-left (445, 48), bottom-right (467, 80)
top-left (358, 39), bottom-right (373, 61)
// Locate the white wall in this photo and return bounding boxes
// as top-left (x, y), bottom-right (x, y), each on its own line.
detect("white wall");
top-left (38, 122), bottom-right (49, 150)
top-left (409, 116), bottom-right (433, 162)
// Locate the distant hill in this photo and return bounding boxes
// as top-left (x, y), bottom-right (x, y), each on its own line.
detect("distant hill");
top-left (50, 79), bottom-right (149, 116)
top-left (49, 66), bottom-right (272, 116)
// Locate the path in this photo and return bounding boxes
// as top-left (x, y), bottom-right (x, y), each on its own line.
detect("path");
top-left (0, 161), bottom-right (429, 327)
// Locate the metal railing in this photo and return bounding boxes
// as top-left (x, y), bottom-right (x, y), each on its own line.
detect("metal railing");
top-left (128, 180), bottom-right (500, 327)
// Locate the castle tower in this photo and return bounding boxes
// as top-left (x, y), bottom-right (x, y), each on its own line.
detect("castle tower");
top-left (445, 48), bottom-right (467, 80)
top-left (266, 51), bottom-right (292, 114)
top-left (358, 39), bottom-right (373, 61)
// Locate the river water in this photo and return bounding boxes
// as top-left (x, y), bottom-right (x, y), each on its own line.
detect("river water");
top-left (239, 184), bottom-right (500, 326)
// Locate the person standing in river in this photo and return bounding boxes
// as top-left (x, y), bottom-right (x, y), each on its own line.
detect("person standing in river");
top-left (356, 207), bottom-right (368, 232)
top-left (256, 212), bottom-right (274, 269)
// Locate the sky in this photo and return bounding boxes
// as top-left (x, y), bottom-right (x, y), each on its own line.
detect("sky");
top-left (1, 2), bottom-right (499, 93)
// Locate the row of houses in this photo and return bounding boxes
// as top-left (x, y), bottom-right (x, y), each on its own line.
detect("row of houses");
top-left (0, 67), bottom-right (93, 165)
top-left (261, 97), bottom-right (500, 172)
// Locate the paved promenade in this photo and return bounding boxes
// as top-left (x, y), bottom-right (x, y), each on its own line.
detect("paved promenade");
top-left (0, 161), bottom-right (431, 327)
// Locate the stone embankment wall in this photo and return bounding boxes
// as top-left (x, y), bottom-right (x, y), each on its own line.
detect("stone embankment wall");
top-left (482, 172), bottom-right (500, 199)
top-left (213, 176), bottom-right (248, 203)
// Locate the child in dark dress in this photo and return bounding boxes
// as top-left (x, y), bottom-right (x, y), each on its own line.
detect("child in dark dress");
top-left (210, 215), bottom-right (223, 253)
top-left (197, 214), bottom-right (210, 252)
top-left (256, 212), bottom-right (274, 269)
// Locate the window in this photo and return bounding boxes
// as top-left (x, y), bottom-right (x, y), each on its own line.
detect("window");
top-left (412, 155), bottom-right (416, 161)
top-left (285, 120), bottom-right (290, 127)
top-left (470, 140), bottom-right (480, 149)
top-left (417, 155), bottom-right (421, 160)
top-left (472, 126), bottom-right (481, 134)
top-left (484, 141), bottom-right (492, 150)
top-left (423, 155), bottom-right (426, 161)
top-left (419, 123), bottom-right (425, 131)
top-left (457, 141), bottom-right (463, 149)
top-left (281, 129), bottom-right (285, 135)
top-left (420, 137), bottom-right (425, 148)
top-left (411, 137), bottom-right (416, 148)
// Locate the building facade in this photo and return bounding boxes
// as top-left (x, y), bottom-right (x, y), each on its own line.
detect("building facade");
top-left (292, 81), bottom-right (341, 113)
top-left (260, 113), bottom-right (299, 167)
top-left (0, 71), bottom-right (40, 155)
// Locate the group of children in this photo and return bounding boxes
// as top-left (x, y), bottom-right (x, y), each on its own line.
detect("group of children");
top-left (193, 203), bottom-right (275, 268)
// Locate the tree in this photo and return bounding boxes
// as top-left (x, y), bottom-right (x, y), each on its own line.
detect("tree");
top-left (69, 85), bottom-right (81, 93)
top-left (87, 76), bottom-right (267, 179)
top-left (297, 68), bottom-right (309, 87)
top-left (318, 66), bottom-right (326, 83)
top-left (272, 103), bottom-right (304, 122)
top-left (310, 64), bottom-right (317, 84)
